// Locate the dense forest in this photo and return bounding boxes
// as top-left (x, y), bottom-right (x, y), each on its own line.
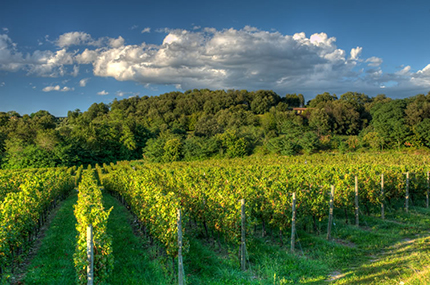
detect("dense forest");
top-left (1, 89), bottom-right (430, 169)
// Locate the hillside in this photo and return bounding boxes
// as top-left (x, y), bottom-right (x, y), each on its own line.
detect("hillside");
top-left (1, 89), bottom-right (430, 169)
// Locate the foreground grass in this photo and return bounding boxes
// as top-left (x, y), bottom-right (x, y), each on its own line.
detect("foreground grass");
top-left (103, 193), bottom-right (171, 284)
top-left (331, 206), bottom-right (430, 284)
top-left (334, 235), bottom-right (430, 284)
top-left (181, 230), bottom-right (350, 284)
top-left (23, 193), bottom-right (78, 284)
top-left (180, 205), bottom-right (430, 284)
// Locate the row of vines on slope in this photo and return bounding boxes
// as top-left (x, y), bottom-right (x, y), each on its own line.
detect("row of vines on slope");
top-left (102, 154), bottom-right (429, 258)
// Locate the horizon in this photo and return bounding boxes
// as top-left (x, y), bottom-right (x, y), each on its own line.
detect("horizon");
top-left (1, 88), bottom-right (428, 118)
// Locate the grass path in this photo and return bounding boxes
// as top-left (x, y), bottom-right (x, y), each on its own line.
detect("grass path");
top-left (23, 193), bottom-right (78, 284)
top-left (103, 193), bottom-right (170, 284)
top-left (330, 206), bottom-right (430, 284)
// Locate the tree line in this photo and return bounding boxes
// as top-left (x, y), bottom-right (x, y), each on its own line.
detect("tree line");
top-left (0, 89), bottom-right (429, 169)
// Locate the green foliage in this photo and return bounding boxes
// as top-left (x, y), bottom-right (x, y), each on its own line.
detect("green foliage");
top-left (308, 92), bottom-right (338, 108)
top-left (183, 136), bottom-right (212, 161)
top-left (371, 99), bottom-right (410, 148)
top-left (103, 165), bottom-right (187, 258)
top-left (309, 108), bottom-right (331, 135)
top-left (0, 168), bottom-right (74, 274)
top-left (362, 131), bottom-right (385, 150)
top-left (143, 137), bottom-right (166, 162)
top-left (250, 90), bottom-right (280, 114)
top-left (218, 129), bottom-right (249, 158)
top-left (1, 138), bottom-right (56, 169)
top-left (415, 118), bottom-right (430, 147)
top-left (266, 136), bottom-right (300, 156)
top-left (2, 89), bottom-right (430, 168)
top-left (5, 153), bottom-right (430, 284)
top-left (75, 165), bottom-right (84, 186)
top-left (119, 125), bottom-right (137, 158)
top-left (162, 138), bottom-right (182, 162)
top-left (299, 131), bottom-right (320, 154)
top-left (283, 93), bottom-right (304, 107)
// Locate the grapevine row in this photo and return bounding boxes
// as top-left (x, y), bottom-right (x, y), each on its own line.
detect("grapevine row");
top-left (103, 166), bottom-right (186, 257)
top-left (0, 168), bottom-right (74, 274)
top-left (73, 168), bottom-right (113, 284)
top-left (103, 156), bottom-right (429, 254)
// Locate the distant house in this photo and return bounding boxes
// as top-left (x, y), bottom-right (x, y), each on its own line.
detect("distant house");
top-left (292, 107), bottom-right (313, 115)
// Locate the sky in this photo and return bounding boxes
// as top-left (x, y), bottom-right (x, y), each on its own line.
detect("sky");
top-left (1, 0), bottom-right (430, 116)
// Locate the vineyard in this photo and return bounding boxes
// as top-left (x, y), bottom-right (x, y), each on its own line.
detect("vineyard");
top-left (0, 167), bottom-right (75, 277)
top-left (1, 152), bottom-right (430, 284)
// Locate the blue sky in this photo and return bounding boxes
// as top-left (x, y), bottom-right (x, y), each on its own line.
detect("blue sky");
top-left (1, 0), bottom-right (430, 116)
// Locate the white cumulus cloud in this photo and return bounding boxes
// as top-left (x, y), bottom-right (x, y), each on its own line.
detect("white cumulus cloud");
top-left (75, 49), bottom-right (99, 64)
top-left (43, 85), bottom-right (60, 92)
top-left (42, 85), bottom-right (74, 92)
top-left (61, 86), bottom-right (74, 92)
top-left (26, 48), bottom-right (75, 77)
top-left (396, 65), bottom-right (411, 76)
top-left (97, 90), bottom-right (109, 95)
top-left (0, 34), bottom-right (25, 71)
top-left (56, 32), bottom-right (92, 48)
top-left (109, 36), bottom-right (125, 48)
top-left (410, 64), bottom-right (430, 87)
top-left (55, 32), bottom-right (129, 49)
top-left (2, 27), bottom-right (430, 96)
top-left (141, 27), bottom-right (151, 33)
top-left (350, 47), bottom-right (362, 60)
top-left (85, 27), bottom-right (361, 91)
top-left (79, 78), bottom-right (90, 87)
top-left (71, 65), bottom-right (79, 76)
top-left (365, 56), bottom-right (383, 67)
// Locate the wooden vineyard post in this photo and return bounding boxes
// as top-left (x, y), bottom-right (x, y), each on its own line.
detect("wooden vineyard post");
top-left (355, 176), bottom-right (359, 226)
top-left (291, 192), bottom-right (296, 252)
top-left (327, 185), bottom-right (334, 241)
top-left (177, 209), bottom-right (185, 285)
top-left (427, 171), bottom-right (429, 208)
top-left (240, 199), bottom-right (246, 271)
top-left (381, 173), bottom-right (385, 220)
top-left (405, 172), bottom-right (410, 213)
top-left (87, 224), bottom-right (94, 285)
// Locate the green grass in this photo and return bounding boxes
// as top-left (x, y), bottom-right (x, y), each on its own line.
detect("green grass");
top-left (333, 235), bottom-right (430, 284)
top-left (330, 206), bottom-right (430, 284)
top-left (103, 193), bottom-right (171, 284)
top-left (23, 193), bottom-right (78, 284)
top-left (179, 205), bottom-right (430, 284)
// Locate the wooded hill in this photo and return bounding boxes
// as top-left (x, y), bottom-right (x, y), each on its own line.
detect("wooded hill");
top-left (1, 89), bottom-right (430, 168)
